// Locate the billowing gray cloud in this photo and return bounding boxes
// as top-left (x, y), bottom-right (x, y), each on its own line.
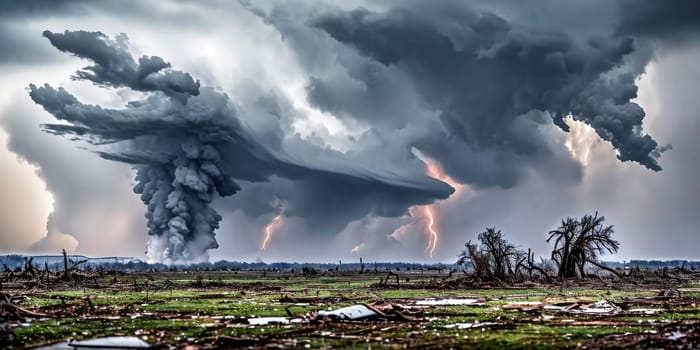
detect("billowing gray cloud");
top-left (307, 3), bottom-right (666, 185)
top-left (28, 30), bottom-right (453, 263)
top-left (42, 30), bottom-right (201, 102)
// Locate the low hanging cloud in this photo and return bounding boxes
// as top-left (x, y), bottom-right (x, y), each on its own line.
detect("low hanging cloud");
top-left (29, 30), bottom-right (453, 264)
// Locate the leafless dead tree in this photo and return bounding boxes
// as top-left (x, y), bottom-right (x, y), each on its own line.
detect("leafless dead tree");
top-left (457, 228), bottom-right (522, 280)
top-left (547, 212), bottom-right (621, 279)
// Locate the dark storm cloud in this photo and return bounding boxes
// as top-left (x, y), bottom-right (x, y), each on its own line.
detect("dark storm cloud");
top-left (222, 167), bottom-right (448, 238)
top-left (236, 2), bottom-right (669, 191)
top-left (617, 0), bottom-right (700, 39)
top-left (29, 30), bottom-right (453, 263)
top-left (43, 30), bottom-right (201, 102)
top-left (309, 5), bottom-right (665, 180)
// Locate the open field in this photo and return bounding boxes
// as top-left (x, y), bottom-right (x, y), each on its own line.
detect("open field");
top-left (2, 269), bottom-right (700, 349)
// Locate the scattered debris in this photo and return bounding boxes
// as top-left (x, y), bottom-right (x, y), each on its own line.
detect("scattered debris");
top-left (2, 265), bottom-right (699, 349)
top-left (444, 322), bottom-right (513, 330)
top-left (415, 298), bottom-right (484, 306)
top-left (36, 336), bottom-right (151, 350)
top-left (69, 336), bottom-right (150, 349)
top-left (668, 331), bottom-right (687, 341)
top-left (572, 300), bottom-right (621, 315)
top-left (627, 308), bottom-right (664, 315)
top-left (585, 320), bottom-right (700, 348)
top-left (503, 299), bottom-right (625, 315)
top-left (278, 294), bottom-right (366, 304)
top-left (317, 304), bottom-right (378, 320)
top-left (502, 301), bottom-right (543, 312)
top-left (311, 303), bottom-right (421, 322)
top-left (246, 317), bottom-right (303, 325)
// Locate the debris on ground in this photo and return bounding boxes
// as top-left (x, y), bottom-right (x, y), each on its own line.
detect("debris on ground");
top-left (415, 298), bottom-right (485, 306)
top-left (585, 320), bottom-right (700, 349)
top-left (246, 316), bottom-right (303, 325)
top-left (574, 300), bottom-right (621, 315)
top-left (502, 301), bottom-right (543, 312)
top-left (503, 299), bottom-right (625, 315)
top-left (317, 304), bottom-right (378, 320)
top-left (35, 336), bottom-right (150, 350)
top-left (2, 265), bottom-right (699, 349)
top-left (444, 321), bottom-right (515, 330)
top-left (69, 336), bottom-right (150, 349)
top-left (310, 302), bottom-right (421, 322)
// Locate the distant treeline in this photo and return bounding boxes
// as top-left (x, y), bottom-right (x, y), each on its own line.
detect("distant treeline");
top-left (604, 260), bottom-right (700, 270)
top-left (1, 254), bottom-right (697, 273)
top-left (0, 254), bottom-right (455, 272)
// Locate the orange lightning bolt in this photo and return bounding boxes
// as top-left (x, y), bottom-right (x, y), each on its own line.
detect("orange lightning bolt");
top-left (423, 206), bottom-right (438, 258)
top-left (260, 215), bottom-right (283, 251)
top-left (422, 156), bottom-right (460, 190)
top-left (412, 148), bottom-right (463, 258)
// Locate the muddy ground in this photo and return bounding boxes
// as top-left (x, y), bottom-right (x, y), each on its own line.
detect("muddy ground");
top-left (1, 269), bottom-right (699, 349)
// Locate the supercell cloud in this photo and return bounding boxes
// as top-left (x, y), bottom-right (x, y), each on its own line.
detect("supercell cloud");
top-left (29, 30), bottom-right (453, 263)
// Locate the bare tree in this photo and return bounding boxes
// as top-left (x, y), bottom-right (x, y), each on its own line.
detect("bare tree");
top-left (547, 212), bottom-right (620, 279)
top-left (457, 228), bottom-right (520, 280)
top-left (61, 249), bottom-right (88, 280)
top-left (515, 248), bottom-right (552, 282)
top-left (457, 240), bottom-right (491, 279)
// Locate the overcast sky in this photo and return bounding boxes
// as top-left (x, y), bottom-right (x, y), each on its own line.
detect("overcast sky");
top-left (0, 0), bottom-right (698, 263)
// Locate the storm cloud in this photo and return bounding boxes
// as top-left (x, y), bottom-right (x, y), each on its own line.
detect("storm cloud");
top-left (617, 0), bottom-right (700, 40)
top-left (28, 30), bottom-right (452, 263)
top-left (306, 3), bottom-right (666, 187)
top-left (0, 1), bottom-right (698, 263)
top-left (42, 30), bottom-right (201, 102)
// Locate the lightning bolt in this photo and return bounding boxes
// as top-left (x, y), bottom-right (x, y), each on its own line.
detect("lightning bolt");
top-left (423, 206), bottom-right (438, 258)
top-left (411, 148), bottom-right (464, 258)
top-left (260, 215), bottom-right (283, 251)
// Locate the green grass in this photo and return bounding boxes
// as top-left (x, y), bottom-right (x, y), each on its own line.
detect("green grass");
top-left (4, 271), bottom-right (698, 349)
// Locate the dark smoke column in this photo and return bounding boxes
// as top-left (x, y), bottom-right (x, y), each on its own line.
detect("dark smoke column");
top-left (133, 141), bottom-right (239, 263)
top-left (29, 30), bottom-right (240, 263)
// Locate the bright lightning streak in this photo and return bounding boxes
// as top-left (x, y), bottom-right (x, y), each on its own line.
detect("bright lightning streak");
top-left (260, 215), bottom-right (283, 251)
top-left (423, 206), bottom-right (438, 258)
top-left (418, 152), bottom-right (460, 191)
top-left (411, 148), bottom-right (464, 258)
